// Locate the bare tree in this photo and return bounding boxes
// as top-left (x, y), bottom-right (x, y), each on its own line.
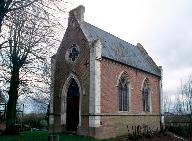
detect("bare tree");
top-left (0, 0), bottom-right (71, 134)
top-left (0, 3), bottom-right (55, 133)
top-left (173, 76), bottom-right (192, 139)
top-left (0, 0), bottom-right (69, 51)
top-left (174, 96), bottom-right (184, 115)
top-left (174, 77), bottom-right (192, 115)
top-left (0, 89), bottom-right (6, 103)
top-left (163, 94), bottom-right (172, 113)
top-left (182, 76), bottom-right (192, 114)
top-left (0, 0), bottom-right (37, 33)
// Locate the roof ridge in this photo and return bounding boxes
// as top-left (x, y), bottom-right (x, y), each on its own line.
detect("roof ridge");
top-left (83, 22), bottom-right (135, 47)
top-left (80, 21), bottom-right (161, 77)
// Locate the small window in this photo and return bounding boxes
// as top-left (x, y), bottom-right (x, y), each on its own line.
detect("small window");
top-left (142, 79), bottom-right (150, 112)
top-left (69, 47), bottom-right (79, 62)
top-left (65, 43), bottom-right (80, 63)
top-left (118, 74), bottom-right (129, 111)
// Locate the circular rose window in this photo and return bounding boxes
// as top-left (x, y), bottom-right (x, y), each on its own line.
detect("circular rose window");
top-left (65, 44), bottom-right (80, 62)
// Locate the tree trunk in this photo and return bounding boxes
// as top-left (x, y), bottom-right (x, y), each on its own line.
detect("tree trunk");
top-left (0, 14), bottom-right (3, 33)
top-left (0, 0), bottom-right (12, 33)
top-left (5, 67), bottom-right (19, 134)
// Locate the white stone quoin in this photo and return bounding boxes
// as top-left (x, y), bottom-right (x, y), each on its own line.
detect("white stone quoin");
top-left (49, 56), bottom-right (55, 125)
top-left (89, 39), bottom-right (102, 127)
top-left (60, 73), bottom-right (82, 126)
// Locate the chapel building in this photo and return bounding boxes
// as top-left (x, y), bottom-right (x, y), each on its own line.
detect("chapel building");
top-left (49, 5), bottom-right (162, 139)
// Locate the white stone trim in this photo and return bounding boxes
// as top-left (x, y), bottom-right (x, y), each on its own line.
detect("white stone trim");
top-left (60, 73), bottom-right (82, 127)
top-left (89, 39), bottom-right (102, 127)
top-left (49, 115), bottom-right (54, 125)
top-left (141, 77), bottom-right (152, 113)
top-left (149, 89), bottom-right (152, 113)
top-left (140, 77), bottom-right (148, 91)
top-left (116, 71), bottom-right (128, 86)
top-left (129, 83), bottom-right (132, 112)
top-left (159, 67), bottom-right (164, 124)
top-left (49, 56), bottom-right (55, 125)
top-left (116, 71), bottom-right (132, 112)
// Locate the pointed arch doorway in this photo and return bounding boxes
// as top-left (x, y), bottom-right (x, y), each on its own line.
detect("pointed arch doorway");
top-left (66, 78), bottom-right (80, 131)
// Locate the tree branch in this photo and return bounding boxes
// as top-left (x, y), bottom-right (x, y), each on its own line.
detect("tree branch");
top-left (8, 0), bottom-right (38, 12)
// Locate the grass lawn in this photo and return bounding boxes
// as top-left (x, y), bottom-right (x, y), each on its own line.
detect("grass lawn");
top-left (0, 131), bottom-right (116, 141)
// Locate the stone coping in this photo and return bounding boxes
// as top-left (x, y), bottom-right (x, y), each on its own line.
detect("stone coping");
top-left (81, 113), bottom-right (160, 116)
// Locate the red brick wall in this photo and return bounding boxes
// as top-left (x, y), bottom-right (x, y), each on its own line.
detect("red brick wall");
top-left (52, 18), bottom-right (90, 130)
top-left (100, 58), bottom-right (160, 114)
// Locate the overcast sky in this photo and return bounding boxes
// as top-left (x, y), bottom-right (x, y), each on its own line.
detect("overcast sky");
top-left (66, 0), bottom-right (192, 101)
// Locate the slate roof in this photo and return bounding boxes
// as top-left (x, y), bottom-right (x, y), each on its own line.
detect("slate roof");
top-left (80, 21), bottom-right (161, 77)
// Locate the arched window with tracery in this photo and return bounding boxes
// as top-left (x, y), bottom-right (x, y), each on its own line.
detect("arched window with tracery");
top-left (142, 78), bottom-right (150, 112)
top-left (118, 73), bottom-right (129, 111)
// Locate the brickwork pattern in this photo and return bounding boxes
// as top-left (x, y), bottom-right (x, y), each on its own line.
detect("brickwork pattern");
top-left (100, 58), bottom-right (160, 114)
top-left (50, 6), bottom-right (161, 139)
top-left (97, 115), bottom-right (160, 139)
top-left (94, 58), bottom-right (161, 138)
top-left (51, 17), bottom-right (90, 132)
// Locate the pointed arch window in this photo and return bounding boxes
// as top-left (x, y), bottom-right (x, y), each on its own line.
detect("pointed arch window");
top-left (118, 74), bottom-right (129, 111)
top-left (142, 79), bottom-right (150, 112)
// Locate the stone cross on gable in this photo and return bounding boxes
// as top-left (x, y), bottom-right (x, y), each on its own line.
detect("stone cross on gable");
top-left (69, 47), bottom-right (79, 62)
